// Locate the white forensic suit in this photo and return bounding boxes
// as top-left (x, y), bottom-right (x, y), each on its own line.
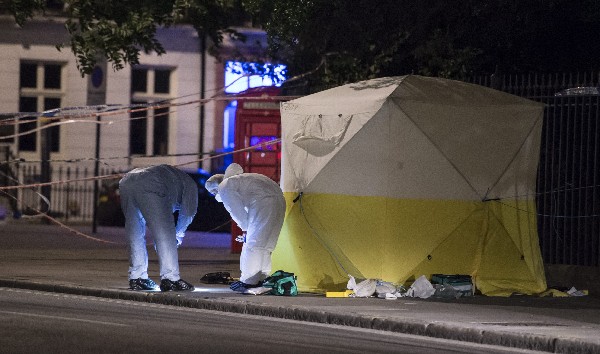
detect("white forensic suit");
top-left (208, 163), bottom-right (286, 286)
top-left (119, 165), bottom-right (198, 282)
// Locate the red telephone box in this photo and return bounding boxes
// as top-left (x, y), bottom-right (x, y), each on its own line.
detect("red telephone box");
top-left (230, 87), bottom-right (283, 253)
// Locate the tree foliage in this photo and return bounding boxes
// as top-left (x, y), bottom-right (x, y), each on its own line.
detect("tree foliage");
top-left (7, 0), bottom-right (600, 86)
top-left (7, 0), bottom-right (249, 76)
top-left (244, 0), bottom-right (600, 90)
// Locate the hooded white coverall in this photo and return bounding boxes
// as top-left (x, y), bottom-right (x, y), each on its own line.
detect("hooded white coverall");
top-left (119, 165), bottom-right (198, 281)
top-left (216, 164), bottom-right (286, 285)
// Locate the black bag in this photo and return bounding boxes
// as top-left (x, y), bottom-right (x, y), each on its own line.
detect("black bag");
top-left (200, 272), bottom-right (234, 284)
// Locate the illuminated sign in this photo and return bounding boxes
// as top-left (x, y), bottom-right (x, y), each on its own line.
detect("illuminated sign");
top-left (225, 61), bottom-right (287, 94)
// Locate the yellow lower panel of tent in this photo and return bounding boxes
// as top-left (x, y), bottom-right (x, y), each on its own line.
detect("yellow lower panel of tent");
top-left (272, 192), bottom-right (547, 296)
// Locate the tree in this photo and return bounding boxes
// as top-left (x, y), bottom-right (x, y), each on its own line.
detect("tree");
top-left (8, 0), bottom-right (600, 86)
top-left (7, 0), bottom-right (250, 76)
top-left (244, 0), bottom-right (600, 91)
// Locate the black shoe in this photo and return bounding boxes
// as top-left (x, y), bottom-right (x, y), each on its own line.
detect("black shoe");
top-left (129, 278), bottom-right (158, 291)
top-left (230, 280), bottom-right (260, 292)
top-left (160, 279), bottom-right (195, 292)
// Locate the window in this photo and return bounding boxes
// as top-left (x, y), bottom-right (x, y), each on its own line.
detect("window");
top-left (223, 101), bottom-right (237, 149)
top-left (129, 101), bottom-right (147, 155)
top-left (0, 115), bottom-right (15, 143)
top-left (18, 61), bottom-right (64, 153)
top-left (131, 69), bottom-right (147, 93)
top-left (153, 106), bottom-right (169, 155)
top-left (20, 63), bottom-right (37, 88)
top-left (45, 97), bottom-right (61, 152)
top-left (154, 69), bottom-right (171, 94)
top-left (44, 64), bottom-right (62, 89)
top-left (130, 67), bottom-right (173, 156)
top-left (18, 97), bottom-right (37, 151)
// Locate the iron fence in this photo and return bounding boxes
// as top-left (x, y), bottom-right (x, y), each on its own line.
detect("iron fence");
top-left (469, 72), bottom-right (600, 266)
top-left (3, 162), bottom-right (121, 223)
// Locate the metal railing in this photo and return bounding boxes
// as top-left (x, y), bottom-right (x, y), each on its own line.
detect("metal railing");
top-left (0, 145), bottom-right (19, 217)
top-left (7, 163), bottom-right (121, 223)
top-left (469, 72), bottom-right (600, 266)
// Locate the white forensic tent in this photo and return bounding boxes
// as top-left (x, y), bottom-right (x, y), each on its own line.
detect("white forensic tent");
top-left (272, 75), bottom-right (547, 296)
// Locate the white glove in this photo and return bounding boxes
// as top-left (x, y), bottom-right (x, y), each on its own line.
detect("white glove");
top-left (235, 232), bottom-right (246, 243)
top-left (176, 232), bottom-right (185, 247)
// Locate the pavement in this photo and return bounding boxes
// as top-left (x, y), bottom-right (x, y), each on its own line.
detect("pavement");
top-left (1, 220), bottom-right (600, 353)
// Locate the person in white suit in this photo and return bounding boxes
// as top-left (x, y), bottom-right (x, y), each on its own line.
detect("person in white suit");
top-left (119, 164), bottom-right (197, 292)
top-left (205, 163), bottom-right (286, 292)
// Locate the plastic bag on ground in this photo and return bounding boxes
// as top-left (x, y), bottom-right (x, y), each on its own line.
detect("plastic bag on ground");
top-left (375, 280), bottom-right (397, 295)
top-left (377, 292), bottom-right (398, 300)
top-left (243, 286), bottom-right (273, 295)
top-left (433, 284), bottom-right (461, 299)
top-left (347, 275), bottom-right (377, 297)
top-left (405, 275), bottom-right (436, 299)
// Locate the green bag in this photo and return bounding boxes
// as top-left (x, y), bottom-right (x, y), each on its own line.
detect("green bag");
top-left (262, 270), bottom-right (298, 296)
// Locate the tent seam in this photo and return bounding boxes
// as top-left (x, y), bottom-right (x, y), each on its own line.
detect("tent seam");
top-left (485, 110), bottom-right (545, 200)
top-left (390, 98), bottom-right (480, 198)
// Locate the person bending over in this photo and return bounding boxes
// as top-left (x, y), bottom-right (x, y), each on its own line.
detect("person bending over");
top-left (119, 164), bottom-right (197, 292)
top-left (205, 163), bottom-right (286, 292)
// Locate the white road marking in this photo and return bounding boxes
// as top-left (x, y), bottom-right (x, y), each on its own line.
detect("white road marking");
top-left (0, 310), bottom-right (129, 327)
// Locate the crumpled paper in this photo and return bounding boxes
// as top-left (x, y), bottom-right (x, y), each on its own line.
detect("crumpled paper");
top-left (567, 286), bottom-right (588, 297)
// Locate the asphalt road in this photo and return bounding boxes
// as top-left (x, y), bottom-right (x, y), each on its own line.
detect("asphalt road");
top-left (0, 287), bottom-right (542, 354)
top-left (2, 222), bottom-right (599, 353)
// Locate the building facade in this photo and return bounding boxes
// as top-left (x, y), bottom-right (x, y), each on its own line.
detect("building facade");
top-left (0, 15), bottom-right (272, 175)
top-left (0, 15), bottom-right (281, 221)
